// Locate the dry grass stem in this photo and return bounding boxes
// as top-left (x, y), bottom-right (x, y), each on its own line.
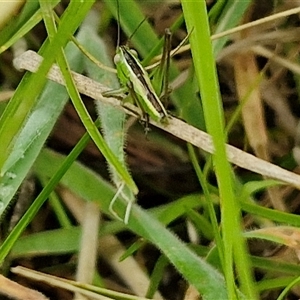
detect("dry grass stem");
top-left (13, 50), bottom-right (300, 190)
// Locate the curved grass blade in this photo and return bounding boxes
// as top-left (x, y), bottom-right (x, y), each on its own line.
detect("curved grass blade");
top-left (33, 149), bottom-right (228, 299)
top-left (39, 1), bottom-right (138, 196)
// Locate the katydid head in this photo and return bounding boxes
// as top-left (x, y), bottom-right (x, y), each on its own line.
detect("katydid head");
top-left (114, 46), bottom-right (138, 67)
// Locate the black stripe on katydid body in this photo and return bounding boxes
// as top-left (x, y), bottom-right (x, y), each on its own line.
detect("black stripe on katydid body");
top-left (120, 46), bottom-right (168, 119)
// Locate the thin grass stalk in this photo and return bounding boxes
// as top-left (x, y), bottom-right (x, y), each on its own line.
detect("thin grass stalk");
top-left (181, 1), bottom-right (257, 298)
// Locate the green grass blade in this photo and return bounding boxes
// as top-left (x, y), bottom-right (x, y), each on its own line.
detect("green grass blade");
top-left (241, 201), bottom-right (300, 227)
top-left (104, 0), bottom-right (159, 57)
top-left (212, 0), bottom-right (252, 56)
top-left (0, 1), bottom-right (93, 218)
top-left (10, 227), bottom-right (81, 258)
top-left (0, 1), bottom-right (93, 174)
top-left (32, 149), bottom-right (228, 299)
top-left (0, 126), bottom-right (93, 263)
top-left (181, 1), bottom-right (256, 298)
top-left (0, 0), bottom-right (59, 53)
top-left (187, 144), bottom-right (224, 266)
top-left (76, 22), bottom-right (135, 203)
top-left (39, 1), bottom-right (137, 195)
top-left (146, 255), bottom-right (168, 299)
top-left (0, 43), bottom-right (84, 217)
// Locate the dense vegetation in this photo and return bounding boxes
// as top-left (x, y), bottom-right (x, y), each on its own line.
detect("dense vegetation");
top-left (1, 1), bottom-right (300, 299)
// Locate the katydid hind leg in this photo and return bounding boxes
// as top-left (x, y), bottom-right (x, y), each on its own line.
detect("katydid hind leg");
top-left (127, 81), bottom-right (151, 132)
top-left (109, 182), bottom-right (125, 222)
top-left (109, 182), bottom-right (136, 224)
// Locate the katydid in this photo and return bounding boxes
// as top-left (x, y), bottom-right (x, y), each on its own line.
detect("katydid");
top-left (73, 1), bottom-right (172, 223)
top-left (114, 45), bottom-right (169, 124)
top-left (112, 0), bottom-right (170, 128)
top-left (106, 0), bottom-right (172, 222)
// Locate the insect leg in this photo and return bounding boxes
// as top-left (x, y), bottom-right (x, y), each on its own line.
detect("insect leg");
top-left (127, 81), bottom-right (151, 134)
top-left (109, 182), bottom-right (125, 222)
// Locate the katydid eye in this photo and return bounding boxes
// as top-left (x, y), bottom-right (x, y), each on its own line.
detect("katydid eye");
top-left (114, 53), bottom-right (121, 64)
top-left (129, 49), bottom-right (138, 58)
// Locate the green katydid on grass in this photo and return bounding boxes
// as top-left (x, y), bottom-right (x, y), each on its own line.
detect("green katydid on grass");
top-left (74, 0), bottom-right (172, 223)
top-left (114, 45), bottom-right (169, 125)
top-left (107, 0), bottom-right (173, 222)
top-left (112, 0), bottom-right (170, 128)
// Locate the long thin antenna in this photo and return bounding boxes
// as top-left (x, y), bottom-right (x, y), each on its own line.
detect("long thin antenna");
top-left (116, 0), bottom-right (120, 48)
top-left (116, 0), bottom-right (147, 48)
top-left (128, 17), bottom-right (147, 42)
